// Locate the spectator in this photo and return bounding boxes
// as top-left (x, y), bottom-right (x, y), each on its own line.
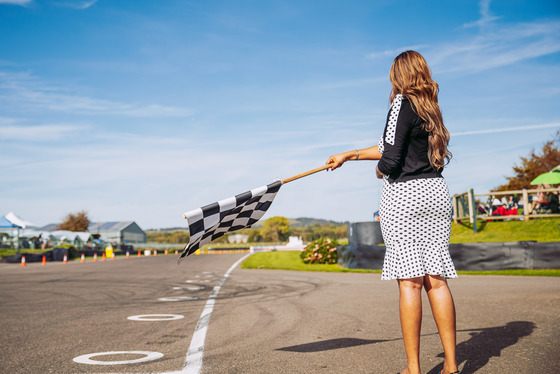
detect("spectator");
top-left (531, 185), bottom-right (550, 213)
top-left (549, 186), bottom-right (559, 214)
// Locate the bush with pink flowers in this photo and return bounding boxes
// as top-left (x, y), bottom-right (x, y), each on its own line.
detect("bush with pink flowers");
top-left (300, 238), bottom-right (339, 264)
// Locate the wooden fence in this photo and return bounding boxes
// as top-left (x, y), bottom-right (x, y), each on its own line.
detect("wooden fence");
top-left (452, 187), bottom-right (560, 232)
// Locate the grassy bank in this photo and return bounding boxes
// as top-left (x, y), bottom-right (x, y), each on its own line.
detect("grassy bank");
top-left (451, 217), bottom-right (560, 243)
top-left (241, 250), bottom-right (560, 276)
top-left (241, 250), bottom-right (379, 273)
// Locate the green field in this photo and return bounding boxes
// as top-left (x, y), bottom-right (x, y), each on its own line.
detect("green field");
top-left (241, 250), bottom-right (380, 273)
top-left (241, 250), bottom-right (560, 276)
top-left (241, 218), bottom-right (560, 276)
top-left (450, 217), bottom-right (560, 243)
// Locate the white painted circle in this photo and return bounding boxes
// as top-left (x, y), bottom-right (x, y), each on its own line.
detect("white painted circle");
top-left (187, 286), bottom-right (204, 291)
top-left (127, 314), bottom-right (184, 321)
top-left (158, 296), bottom-right (199, 302)
top-left (73, 351), bottom-right (163, 365)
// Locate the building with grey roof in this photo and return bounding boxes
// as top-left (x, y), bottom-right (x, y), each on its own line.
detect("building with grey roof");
top-left (88, 221), bottom-right (146, 244)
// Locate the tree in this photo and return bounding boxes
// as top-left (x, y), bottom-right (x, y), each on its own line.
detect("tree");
top-left (495, 131), bottom-right (560, 191)
top-left (261, 216), bottom-right (291, 242)
top-left (247, 229), bottom-right (262, 242)
top-left (59, 210), bottom-right (90, 232)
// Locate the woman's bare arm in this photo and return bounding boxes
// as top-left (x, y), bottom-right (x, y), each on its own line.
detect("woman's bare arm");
top-left (326, 145), bottom-right (382, 171)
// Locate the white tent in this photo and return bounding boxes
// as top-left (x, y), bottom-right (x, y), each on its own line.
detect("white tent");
top-left (51, 230), bottom-right (92, 243)
top-left (5, 212), bottom-right (35, 229)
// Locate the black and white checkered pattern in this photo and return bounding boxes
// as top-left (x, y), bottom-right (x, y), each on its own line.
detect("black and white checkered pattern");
top-left (178, 180), bottom-right (282, 261)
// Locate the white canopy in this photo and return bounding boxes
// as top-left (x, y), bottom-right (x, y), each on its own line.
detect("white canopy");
top-left (5, 212), bottom-right (35, 229)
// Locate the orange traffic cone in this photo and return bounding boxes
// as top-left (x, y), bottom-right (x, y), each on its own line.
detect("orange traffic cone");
top-left (164, 249), bottom-right (168, 255)
top-left (93, 253), bottom-right (98, 262)
top-left (175, 250), bottom-right (178, 255)
top-left (63, 254), bottom-right (67, 264)
top-left (126, 251), bottom-right (130, 258)
top-left (20, 255), bottom-right (26, 267)
top-left (112, 253), bottom-right (115, 260)
top-left (154, 250), bottom-right (158, 256)
top-left (138, 250), bottom-right (141, 257)
top-left (41, 255), bottom-right (46, 265)
top-left (80, 253), bottom-right (85, 263)
top-left (102, 253), bottom-right (106, 261)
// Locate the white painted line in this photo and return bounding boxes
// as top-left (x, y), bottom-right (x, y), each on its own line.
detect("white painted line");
top-left (186, 280), bottom-right (210, 283)
top-left (158, 296), bottom-right (199, 302)
top-left (173, 286), bottom-right (204, 291)
top-left (181, 253), bottom-right (251, 374)
top-left (73, 351), bottom-right (163, 365)
top-left (128, 314), bottom-right (185, 322)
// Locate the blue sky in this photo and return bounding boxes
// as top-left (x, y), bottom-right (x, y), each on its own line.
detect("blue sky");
top-left (0, 0), bottom-right (559, 229)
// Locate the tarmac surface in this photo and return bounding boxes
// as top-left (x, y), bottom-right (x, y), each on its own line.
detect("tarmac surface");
top-left (0, 253), bottom-right (559, 374)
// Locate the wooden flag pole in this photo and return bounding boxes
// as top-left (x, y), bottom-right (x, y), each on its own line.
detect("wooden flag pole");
top-left (282, 164), bottom-right (333, 184)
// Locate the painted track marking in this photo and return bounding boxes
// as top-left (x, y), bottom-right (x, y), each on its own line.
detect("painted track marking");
top-left (73, 351), bottom-right (163, 365)
top-left (173, 286), bottom-right (205, 291)
top-left (158, 296), bottom-right (199, 302)
top-left (128, 314), bottom-right (185, 321)
top-left (182, 253), bottom-right (251, 374)
top-left (72, 255), bottom-right (249, 373)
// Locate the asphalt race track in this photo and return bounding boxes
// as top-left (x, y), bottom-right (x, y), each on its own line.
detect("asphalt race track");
top-left (1, 253), bottom-right (559, 374)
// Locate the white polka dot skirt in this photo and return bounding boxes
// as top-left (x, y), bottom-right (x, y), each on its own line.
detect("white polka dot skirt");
top-left (379, 177), bottom-right (457, 280)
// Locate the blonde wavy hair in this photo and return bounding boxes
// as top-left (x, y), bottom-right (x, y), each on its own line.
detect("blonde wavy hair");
top-left (389, 50), bottom-right (451, 170)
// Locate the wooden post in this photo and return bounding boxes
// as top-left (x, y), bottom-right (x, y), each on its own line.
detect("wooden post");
top-left (468, 188), bottom-right (477, 233)
top-left (523, 189), bottom-right (529, 221)
top-left (452, 195), bottom-right (458, 224)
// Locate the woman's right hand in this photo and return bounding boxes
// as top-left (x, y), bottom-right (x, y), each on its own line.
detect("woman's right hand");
top-left (326, 153), bottom-right (349, 171)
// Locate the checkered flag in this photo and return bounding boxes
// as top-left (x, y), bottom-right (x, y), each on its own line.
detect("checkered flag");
top-left (178, 180), bottom-right (282, 262)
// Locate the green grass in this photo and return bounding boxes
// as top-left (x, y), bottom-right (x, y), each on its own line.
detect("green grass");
top-left (0, 248), bottom-right (45, 257)
top-left (241, 218), bottom-right (560, 275)
top-left (451, 217), bottom-right (560, 243)
top-left (241, 250), bottom-right (380, 273)
top-left (242, 250), bottom-right (560, 276)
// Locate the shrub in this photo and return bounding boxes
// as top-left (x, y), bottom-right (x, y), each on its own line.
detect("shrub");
top-left (57, 244), bottom-right (78, 259)
top-left (300, 238), bottom-right (339, 264)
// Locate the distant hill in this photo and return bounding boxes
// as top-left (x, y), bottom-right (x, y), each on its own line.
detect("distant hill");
top-left (290, 217), bottom-right (348, 227)
top-left (252, 217), bottom-right (348, 228)
top-left (146, 227), bottom-right (187, 232)
top-left (152, 217), bottom-right (348, 232)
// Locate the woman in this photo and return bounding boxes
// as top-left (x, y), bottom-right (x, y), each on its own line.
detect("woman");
top-left (326, 51), bottom-right (459, 374)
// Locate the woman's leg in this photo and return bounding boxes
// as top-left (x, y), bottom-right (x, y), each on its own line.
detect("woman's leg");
top-left (398, 277), bottom-right (424, 374)
top-left (424, 275), bottom-right (458, 374)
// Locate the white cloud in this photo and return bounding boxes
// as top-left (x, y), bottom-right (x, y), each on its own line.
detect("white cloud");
top-left (0, 71), bottom-right (193, 117)
top-left (463, 0), bottom-right (502, 29)
top-left (366, 45), bottom-right (430, 60)
top-left (0, 123), bottom-right (87, 141)
top-left (53, 0), bottom-right (98, 9)
top-left (0, 0), bottom-right (32, 5)
top-left (0, 0), bottom-right (98, 8)
top-left (429, 20), bottom-right (560, 74)
top-left (452, 122), bottom-right (560, 137)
